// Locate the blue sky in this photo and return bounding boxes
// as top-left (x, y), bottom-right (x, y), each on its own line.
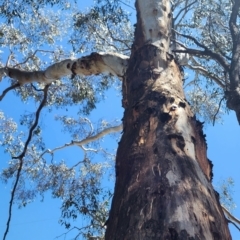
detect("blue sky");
top-left (1, 86), bottom-right (240, 240)
top-left (1, 1), bottom-right (240, 240)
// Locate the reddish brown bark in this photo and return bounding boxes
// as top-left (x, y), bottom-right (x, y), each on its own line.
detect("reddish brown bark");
top-left (105, 43), bottom-right (231, 240)
top-left (105, 0), bottom-right (231, 239)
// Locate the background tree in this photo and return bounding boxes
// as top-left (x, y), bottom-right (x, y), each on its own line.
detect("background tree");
top-left (0, 0), bottom-right (240, 239)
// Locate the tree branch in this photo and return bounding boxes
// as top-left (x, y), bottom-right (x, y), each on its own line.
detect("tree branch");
top-left (174, 0), bottom-right (197, 26)
top-left (3, 85), bottom-right (49, 240)
top-left (40, 124), bottom-right (123, 158)
top-left (0, 83), bottom-right (20, 101)
top-left (172, 30), bottom-right (230, 71)
top-left (222, 205), bottom-right (240, 225)
top-left (212, 97), bottom-right (225, 126)
top-left (187, 64), bottom-right (225, 89)
top-left (0, 52), bottom-right (129, 85)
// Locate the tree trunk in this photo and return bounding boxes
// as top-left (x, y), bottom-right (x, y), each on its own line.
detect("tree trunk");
top-left (105, 0), bottom-right (231, 239)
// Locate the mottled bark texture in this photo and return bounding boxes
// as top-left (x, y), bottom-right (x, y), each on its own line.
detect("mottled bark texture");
top-left (105, 0), bottom-right (231, 239)
top-left (0, 52), bottom-right (128, 85)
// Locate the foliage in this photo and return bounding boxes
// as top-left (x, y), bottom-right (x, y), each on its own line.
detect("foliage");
top-left (172, 0), bottom-right (234, 123)
top-left (0, 0), bottom-right (238, 239)
top-left (217, 178), bottom-right (236, 212)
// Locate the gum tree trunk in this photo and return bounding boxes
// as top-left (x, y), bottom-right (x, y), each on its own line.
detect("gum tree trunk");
top-left (105, 0), bottom-right (231, 239)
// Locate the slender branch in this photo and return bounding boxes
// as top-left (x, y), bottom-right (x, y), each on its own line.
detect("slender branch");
top-left (222, 205), bottom-right (240, 225)
top-left (55, 226), bottom-right (90, 239)
top-left (72, 124), bottom-right (122, 146)
top-left (174, 0), bottom-right (197, 26)
top-left (31, 83), bottom-right (45, 92)
top-left (173, 30), bottom-right (230, 71)
top-left (6, 52), bottom-right (12, 67)
top-left (88, 24), bottom-right (119, 52)
top-left (13, 50), bottom-right (55, 68)
top-left (39, 124), bottom-right (123, 159)
top-left (0, 83), bottom-right (20, 101)
top-left (3, 85), bottom-right (49, 240)
top-left (212, 97), bottom-right (225, 126)
top-left (118, 0), bottom-right (135, 10)
top-left (227, 219), bottom-right (240, 232)
top-left (106, 23), bottom-right (132, 50)
top-left (13, 85), bottom-right (49, 159)
top-left (187, 64), bottom-right (225, 88)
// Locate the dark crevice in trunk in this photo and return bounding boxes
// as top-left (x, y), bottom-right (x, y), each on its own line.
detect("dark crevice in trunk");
top-left (105, 43), bottom-right (231, 239)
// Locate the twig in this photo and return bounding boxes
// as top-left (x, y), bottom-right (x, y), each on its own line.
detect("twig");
top-left (174, 0), bottom-right (197, 26)
top-left (31, 83), bottom-right (45, 92)
top-left (13, 85), bottom-right (49, 159)
top-left (118, 0), bottom-right (135, 10)
top-left (172, 29), bottom-right (230, 71)
top-left (6, 52), bottom-right (13, 67)
top-left (2, 85), bottom-right (49, 240)
top-left (212, 97), bottom-right (225, 126)
top-left (72, 124), bottom-right (122, 146)
top-left (0, 83), bottom-right (20, 101)
top-left (187, 64), bottom-right (225, 89)
top-left (227, 219), bottom-right (240, 232)
top-left (55, 226), bottom-right (90, 239)
top-left (13, 50), bottom-right (54, 68)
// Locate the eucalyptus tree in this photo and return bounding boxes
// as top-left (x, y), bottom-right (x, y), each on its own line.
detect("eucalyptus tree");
top-left (0, 0), bottom-right (239, 239)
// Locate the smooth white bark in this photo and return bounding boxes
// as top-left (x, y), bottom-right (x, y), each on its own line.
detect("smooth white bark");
top-left (0, 52), bottom-right (129, 85)
top-left (40, 124), bottom-right (122, 158)
top-left (137, 0), bottom-right (171, 50)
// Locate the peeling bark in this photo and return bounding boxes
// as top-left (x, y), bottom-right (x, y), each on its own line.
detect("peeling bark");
top-left (0, 52), bottom-right (129, 84)
top-left (105, 0), bottom-right (231, 239)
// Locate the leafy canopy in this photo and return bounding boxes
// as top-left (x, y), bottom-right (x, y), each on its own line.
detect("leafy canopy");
top-left (0, 0), bottom-right (237, 239)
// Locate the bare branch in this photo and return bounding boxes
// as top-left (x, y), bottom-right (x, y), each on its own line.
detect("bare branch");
top-left (227, 219), bottom-right (240, 232)
top-left (207, 15), bottom-right (231, 61)
top-left (6, 52), bottom-right (13, 67)
top-left (0, 52), bottom-right (129, 85)
top-left (73, 124), bottom-right (122, 146)
top-left (212, 97), bottom-right (225, 126)
top-left (173, 30), bottom-right (230, 71)
top-left (55, 226), bottom-right (91, 239)
top-left (0, 83), bottom-right (20, 101)
top-left (187, 64), bottom-right (225, 89)
top-left (118, 0), bottom-right (135, 10)
top-left (106, 24), bottom-right (132, 50)
top-left (3, 85), bottom-right (49, 240)
top-left (40, 124), bottom-right (123, 158)
top-left (13, 50), bottom-right (55, 68)
top-left (222, 205), bottom-right (240, 225)
top-left (174, 0), bottom-right (197, 26)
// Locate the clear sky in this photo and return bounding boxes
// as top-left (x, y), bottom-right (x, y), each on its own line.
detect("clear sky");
top-left (1, 88), bottom-right (240, 240)
top-left (1, 1), bottom-right (240, 240)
